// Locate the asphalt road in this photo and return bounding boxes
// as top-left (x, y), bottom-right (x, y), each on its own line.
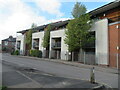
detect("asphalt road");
top-left (2, 60), bottom-right (99, 88)
top-left (1, 53), bottom-right (118, 89)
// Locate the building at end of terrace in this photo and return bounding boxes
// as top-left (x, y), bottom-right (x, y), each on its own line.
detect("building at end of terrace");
top-left (2, 36), bottom-right (16, 53)
top-left (16, 0), bottom-right (120, 68)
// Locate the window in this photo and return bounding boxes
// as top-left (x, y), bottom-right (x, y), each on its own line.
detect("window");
top-left (4, 41), bottom-right (8, 46)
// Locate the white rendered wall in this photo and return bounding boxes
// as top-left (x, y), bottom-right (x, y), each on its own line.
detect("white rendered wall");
top-left (16, 35), bottom-right (25, 55)
top-left (32, 31), bottom-right (44, 52)
top-left (49, 29), bottom-right (68, 60)
top-left (93, 19), bottom-right (109, 65)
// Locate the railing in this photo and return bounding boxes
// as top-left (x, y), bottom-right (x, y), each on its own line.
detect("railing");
top-left (52, 42), bottom-right (61, 48)
top-left (84, 41), bottom-right (95, 48)
top-left (33, 42), bottom-right (39, 48)
top-left (17, 44), bottom-right (20, 49)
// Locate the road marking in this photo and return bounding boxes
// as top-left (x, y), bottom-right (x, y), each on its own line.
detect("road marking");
top-left (42, 73), bottom-right (54, 76)
top-left (16, 70), bottom-right (42, 88)
top-left (51, 75), bottom-right (114, 89)
top-left (96, 81), bottom-right (114, 90)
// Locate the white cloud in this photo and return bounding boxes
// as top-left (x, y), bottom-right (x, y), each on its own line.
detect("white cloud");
top-left (0, 0), bottom-right (63, 43)
top-left (0, 0), bottom-right (67, 44)
top-left (26, 0), bottom-right (64, 17)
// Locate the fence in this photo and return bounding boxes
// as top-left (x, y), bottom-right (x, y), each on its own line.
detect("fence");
top-left (20, 49), bottom-right (120, 68)
top-left (70, 51), bottom-right (96, 65)
top-left (43, 50), bottom-right (49, 58)
top-left (41, 50), bottom-right (119, 68)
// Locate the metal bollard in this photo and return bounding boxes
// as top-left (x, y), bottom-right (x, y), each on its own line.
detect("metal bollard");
top-left (90, 67), bottom-right (95, 84)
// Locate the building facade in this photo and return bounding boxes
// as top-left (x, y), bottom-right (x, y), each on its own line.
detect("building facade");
top-left (2, 36), bottom-right (16, 53)
top-left (16, 34), bottom-right (26, 55)
top-left (89, 0), bottom-right (120, 68)
top-left (0, 44), bottom-right (1, 53)
top-left (16, 0), bottom-right (120, 68)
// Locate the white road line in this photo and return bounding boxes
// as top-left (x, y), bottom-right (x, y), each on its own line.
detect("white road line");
top-left (16, 70), bottom-right (42, 88)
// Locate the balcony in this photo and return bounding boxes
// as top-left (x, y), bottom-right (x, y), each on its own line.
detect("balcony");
top-left (52, 42), bottom-right (61, 49)
top-left (83, 41), bottom-right (95, 48)
top-left (17, 44), bottom-right (20, 49)
top-left (17, 41), bottom-right (21, 49)
top-left (33, 42), bottom-right (39, 48)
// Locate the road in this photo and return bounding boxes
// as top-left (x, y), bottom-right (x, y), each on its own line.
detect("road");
top-left (2, 53), bottom-right (118, 89)
top-left (3, 62), bottom-right (100, 88)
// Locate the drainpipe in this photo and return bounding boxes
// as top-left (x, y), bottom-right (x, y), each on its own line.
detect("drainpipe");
top-left (72, 52), bottom-right (74, 62)
top-left (84, 51), bottom-right (86, 64)
top-left (116, 46), bottom-right (119, 69)
top-left (117, 53), bottom-right (118, 69)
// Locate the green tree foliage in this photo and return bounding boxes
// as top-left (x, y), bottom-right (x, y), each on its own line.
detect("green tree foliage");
top-left (42, 24), bottom-right (52, 48)
top-left (30, 49), bottom-right (42, 58)
top-left (64, 2), bottom-right (94, 52)
top-left (72, 2), bottom-right (87, 18)
top-left (25, 23), bottom-right (37, 49)
top-left (31, 23), bottom-right (37, 29)
top-left (25, 29), bottom-right (32, 49)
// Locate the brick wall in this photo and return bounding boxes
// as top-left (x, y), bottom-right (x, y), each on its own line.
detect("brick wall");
top-left (109, 23), bottom-right (120, 68)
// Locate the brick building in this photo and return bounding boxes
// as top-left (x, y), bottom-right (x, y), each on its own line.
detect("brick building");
top-left (2, 36), bottom-right (16, 53)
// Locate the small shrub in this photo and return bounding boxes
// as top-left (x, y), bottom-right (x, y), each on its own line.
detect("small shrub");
top-left (0, 86), bottom-right (7, 90)
top-left (30, 49), bottom-right (42, 58)
top-left (14, 50), bottom-right (20, 55)
top-left (2, 47), bottom-right (7, 51)
top-left (11, 51), bottom-right (14, 55)
top-left (11, 49), bottom-right (15, 55)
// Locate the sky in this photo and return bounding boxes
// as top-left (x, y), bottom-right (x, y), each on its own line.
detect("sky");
top-left (0, 0), bottom-right (114, 44)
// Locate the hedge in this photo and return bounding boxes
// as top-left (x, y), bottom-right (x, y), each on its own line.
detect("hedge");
top-left (30, 49), bottom-right (42, 58)
top-left (11, 50), bottom-right (20, 55)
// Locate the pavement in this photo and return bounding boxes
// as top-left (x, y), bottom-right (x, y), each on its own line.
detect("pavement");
top-left (1, 53), bottom-right (119, 89)
top-left (17, 55), bottom-right (118, 74)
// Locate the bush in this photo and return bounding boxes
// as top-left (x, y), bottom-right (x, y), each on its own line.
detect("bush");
top-left (1, 86), bottom-right (7, 90)
top-left (11, 51), bottom-right (14, 55)
top-left (12, 50), bottom-right (20, 55)
top-left (30, 49), bottom-right (42, 58)
top-left (2, 47), bottom-right (7, 51)
top-left (11, 49), bottom-right (15, 55)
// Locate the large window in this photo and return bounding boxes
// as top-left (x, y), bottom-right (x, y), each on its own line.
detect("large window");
top-left (4, 41), bottom-right (8, 46)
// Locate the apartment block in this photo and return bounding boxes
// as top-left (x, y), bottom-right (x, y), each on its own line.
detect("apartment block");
top-left (16, 0), bottom-right (120, 68)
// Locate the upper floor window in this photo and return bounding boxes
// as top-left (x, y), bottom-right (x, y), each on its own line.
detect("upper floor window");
top-left (4, 41), bottom-right (8, 46)
top-left (12, 42), bottom-right (15, 45)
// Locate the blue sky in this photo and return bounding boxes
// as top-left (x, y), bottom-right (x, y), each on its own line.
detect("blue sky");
top-left (60, 2), bottom-right (109, 18)
top-left (0, 0), bottom-right (113, 43)
top-left (25, 1), bottom-right (109, 20)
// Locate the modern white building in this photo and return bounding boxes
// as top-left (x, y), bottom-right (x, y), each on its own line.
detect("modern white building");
top-left (16, 0), bottom-right (120, 68)
top-left (16, 34), bottom-right (26, 55)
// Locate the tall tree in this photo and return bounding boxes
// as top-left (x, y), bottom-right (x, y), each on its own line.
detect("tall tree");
top-left (64, 2), bottom-right (94, 61)
top-left (65, 14), bottom-right (93, 52)
top-left (25, 23), bottom-right (37, 50)
top-left (42, 24), bottom-right (52, 49)
top-left (72, 2), bottom-right (87, 18)
top-left (31, 23), bottom-right (37, 29)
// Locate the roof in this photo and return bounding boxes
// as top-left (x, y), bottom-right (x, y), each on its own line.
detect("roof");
top-left (17, 20), bottom-right (70, 33)
top-left (2, 36), bottom-right (16, 42)
top-left (17, 28), bottom-right (39, 34)
top-left (51, 20), bottom-right (69, 27)
top-left (89, 0), bottom-right (120, 16)
top-left (17, 0), bottom-right (119, 33)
